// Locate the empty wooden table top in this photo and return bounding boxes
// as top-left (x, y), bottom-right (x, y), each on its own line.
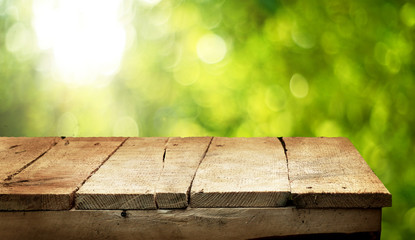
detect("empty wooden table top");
top-left (0, 137), bottom-right (391, 210)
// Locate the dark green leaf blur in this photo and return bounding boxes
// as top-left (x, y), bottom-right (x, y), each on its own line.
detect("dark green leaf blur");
top-left (0, 0), bottom-right (414, 238)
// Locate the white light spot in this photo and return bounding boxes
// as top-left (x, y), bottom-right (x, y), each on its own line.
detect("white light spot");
top-left (57, 112), bottom-right (79, 136)
top-left (113, 116), bottom-right (139, 137)
top-left (139, 0), bottom-right (161, 6)
top-left (290, 73), bottom-right (309, 98)
top-left (196, 33), bottom-right (227, 64)
top-left (32, 0), bottom-right (127, 86)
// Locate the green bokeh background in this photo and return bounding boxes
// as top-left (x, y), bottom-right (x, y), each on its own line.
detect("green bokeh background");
top-left (1, 0), bottom-right (414, 238)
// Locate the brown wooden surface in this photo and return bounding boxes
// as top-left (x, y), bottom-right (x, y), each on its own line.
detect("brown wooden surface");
top-left (0, 137), bottom-right (126, 210)
top-left (191, 137), bottom-right (290, 207)
top-left (76, 137), bottom-right (168, 210)
top-left (0, 137), bottom-right (391, 210)
top-left (284, 137), bottom-right (392, 208)
top-left (155, 137), bottom-right (212, 208)
top-left (0, 137), bottom-right (60, 181)
top-left (0, 207), bottom-right (381, 240)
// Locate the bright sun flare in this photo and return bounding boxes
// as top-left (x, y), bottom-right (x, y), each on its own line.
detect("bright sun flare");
top-left (32, 0), bottom-right (127, 86)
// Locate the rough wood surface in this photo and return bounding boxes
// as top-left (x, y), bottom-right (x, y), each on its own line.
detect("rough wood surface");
top-left (76, 137), bottom-right (168, 210)
top-left (0, 137), bottom-right (60, 181)
top-left (191, 137), bottom-right (290, 207)
top-left (0, 207), bottom-right (381, 240)
top-left (0, 137), bottom-right (125, 210)
top-left (155, 137), bottom-right (212, 208)
top-left (0, 137), bottom-right (392, 210)
top-left (284, 137), bottom-right (392, 208)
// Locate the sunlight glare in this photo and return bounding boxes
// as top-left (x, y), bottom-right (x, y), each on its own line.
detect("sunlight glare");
top-left (32, 0), bottom-right (127, 86)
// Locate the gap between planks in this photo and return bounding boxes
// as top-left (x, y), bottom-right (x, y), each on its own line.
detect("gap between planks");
top-left (1, 137), bottom-right (392, 210)
top-left (76, 137), bottom-right (215, 210)
top-left (154, 137), bottom-right (214, 209)
top-left (185, 137), bottom-right (213, 206)
top-left (1, 137), bottom-right (292, 210)
top-left (0, 137), bottom-right (128, 210)
top-left (2, 137), bottom-right (61, 182)
top-left (73, 137), bottom-right (129, 200)
top-left (190, 137), bottom-right (290, 208)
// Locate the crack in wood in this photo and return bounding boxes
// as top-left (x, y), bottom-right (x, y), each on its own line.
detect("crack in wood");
top-left (155, 137), bottom-right (170, 209)
top-left (14, 150), bottom-right (27, 154)
top-left (278, 137), bottom-right (292, 200)
top-left (162, 147), bottom-right (167, 163)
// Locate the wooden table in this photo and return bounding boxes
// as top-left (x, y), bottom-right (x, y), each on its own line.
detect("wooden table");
top-left (0, 137), bottom-right (391, 239)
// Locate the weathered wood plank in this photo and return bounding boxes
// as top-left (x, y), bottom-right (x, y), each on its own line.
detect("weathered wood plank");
top-left (155, 137), bottom-right (212, 209)
top-left (284, 137), bottom-right (392, 208)
top-left (76, 137), bottom-right (168, 210)
top-left (190, 137), bottom-right (290, 207)
top-left (0, 137), bottom-right (60, 181)
top-left (0, 137), bottom-right (126, 210)
top-left (0, 208), bottom-right (381, 240)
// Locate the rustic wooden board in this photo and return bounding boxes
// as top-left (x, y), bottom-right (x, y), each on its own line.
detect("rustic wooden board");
top-left (76, 137), bottom-right (168, 210)
top-left (0, 137), bottom-right (60, 181)
top-left (0, 137), bottom-right (392, 211)
top-left (284, 137), bottom-right (392, 208)
top-left (190, 137), bottom-right (290, 207)
top-left (0, 207), bottom-right (381, 240)
top-left (155, 137), bottom-right (212, 208)
top-left (0, 137), bottom-right (126, 210)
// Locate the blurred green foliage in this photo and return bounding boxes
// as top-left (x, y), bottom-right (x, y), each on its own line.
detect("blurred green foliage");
top-left (1, 0), bottom-right (414, 238)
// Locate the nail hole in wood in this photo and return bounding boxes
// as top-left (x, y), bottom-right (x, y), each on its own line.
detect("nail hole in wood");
top-left (121, 210), bottom-right (127, 218)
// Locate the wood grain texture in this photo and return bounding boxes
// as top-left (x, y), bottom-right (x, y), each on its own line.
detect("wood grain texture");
top-left (284, 137), bottom-right (392, 208)
top-left (191, 137), bottom-right (290, 207)
top-left (155, 137), bottom-right (212, 208)
top-left (0, 137), bottom-right (60, 181)
top-left (0, 137), bottom-right (126, 210)
top-left (0, 207), bottom-right (381, 240)
top-left (76, 137), bottom-right (168, 210)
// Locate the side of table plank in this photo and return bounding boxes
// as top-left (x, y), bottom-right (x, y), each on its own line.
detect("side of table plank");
top-left (76, 137), bottom-right (168, 210)
top-left (0, 137), bottom-right (126, 210)
top-left (0, 208), bottom-right (381, 240)
top-left (191, 137), bottom-right (290, 207)
top-left (155, 137), bottom-right (212, 208)
top-left (0, 137), bottom-right (60, 181)
top-left (284, 137), bottom-right (392, 208)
